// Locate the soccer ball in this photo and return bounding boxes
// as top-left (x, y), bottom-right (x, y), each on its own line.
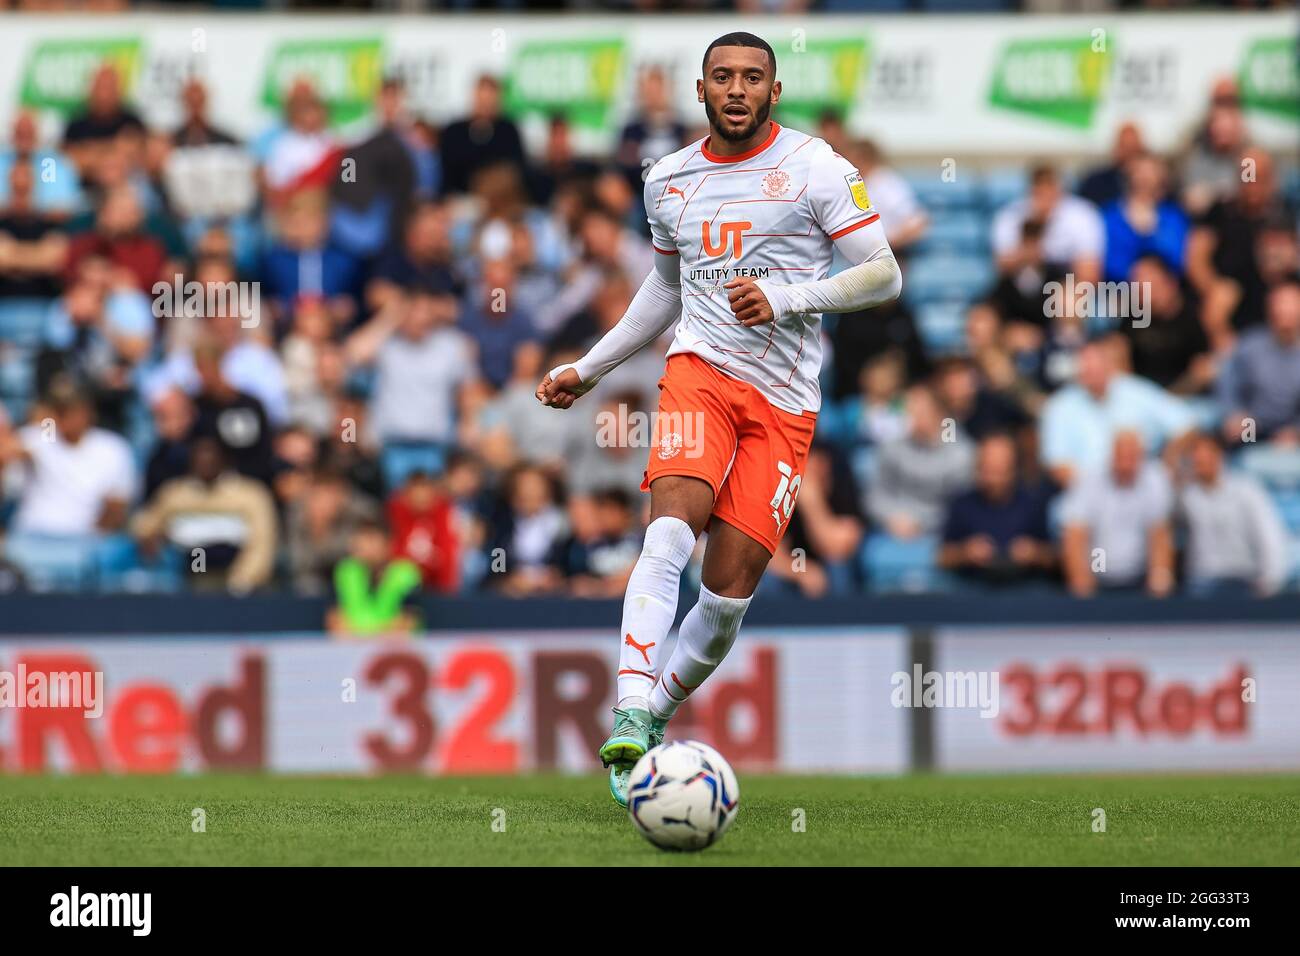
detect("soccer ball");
top-left (627, 740), bottom-right (740, 851)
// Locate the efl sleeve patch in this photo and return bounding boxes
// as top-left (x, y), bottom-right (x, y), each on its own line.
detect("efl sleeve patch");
top-left (845, 171), bottom-right (871, 211)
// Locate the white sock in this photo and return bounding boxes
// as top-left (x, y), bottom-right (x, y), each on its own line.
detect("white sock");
top-left (649, 584), bottom-right (751, 720)
top-left (616, 516), bottom-right (696, 707)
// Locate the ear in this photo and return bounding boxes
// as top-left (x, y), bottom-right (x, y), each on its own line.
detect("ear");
top-left (770, 80), bottom-right (782, 105)
top-left (696, 78), bottom-right (705, 103)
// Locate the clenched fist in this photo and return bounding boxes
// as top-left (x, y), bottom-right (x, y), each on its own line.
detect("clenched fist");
top-left (725, 275), bottom-right (775, 327)
top-left (536, 365), bottom-right (587, 410)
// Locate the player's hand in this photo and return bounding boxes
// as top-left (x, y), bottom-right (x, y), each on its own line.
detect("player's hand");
top-left (724, 275), bottom-right (775, 328)
top-left (536, 366), bottom-right (584, 409)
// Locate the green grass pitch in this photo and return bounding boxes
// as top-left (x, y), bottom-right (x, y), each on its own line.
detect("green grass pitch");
top-left (1, 773), bottom-right (1296, 866)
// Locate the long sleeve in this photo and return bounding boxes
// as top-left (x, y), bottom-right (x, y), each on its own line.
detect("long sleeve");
top-left (757, 216), bottom-right (902, 321)
top-left (227, 480), bottom-right (279, 593)
top-left (556, 250), bottom-right (682, 390)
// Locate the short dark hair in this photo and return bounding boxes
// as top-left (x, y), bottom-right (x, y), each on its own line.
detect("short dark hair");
top-left (702, 32), bottom-right (776, 76)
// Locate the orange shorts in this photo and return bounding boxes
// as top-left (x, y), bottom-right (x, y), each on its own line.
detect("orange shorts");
top-left (642, 353), bottom-right (817, 554)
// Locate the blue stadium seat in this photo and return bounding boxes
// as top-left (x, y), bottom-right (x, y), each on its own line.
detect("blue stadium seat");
top-left (814, 397), bottom-right (861, 449)
top-left (902, 169), bottom-right (982, 212)
top-left (96, 536), bottom-right (183, 593)
top-left (0, 350), bottom-right (35, 400)
top-left (1271, 489), bottom-right (1300, 534)
top-left (915, 209), bottom-right (988, 256)
top-left (2, 396), bottom-right (29, 428)
top-left (915, 300), bottom-right (969, 355)
top-left (0, 299), bottom-right (49, 348)
top-left (982, 167), bottom-right (1029, 212)
top-left (346, 365), bottom-right (377, 400)
top-left (819, 0), bottom-right (910, 10)
top-left (381, 441), bottom-right (447, 491)
top-left (1281, 166), bottom-right (1300, 210)
top-left (849, 443), bottom-right (878, 490)
top-left (1183, 397), bottom-right (1221, 433)
top-left (3, 533), bottom-right (98, 592)
top-left (904, 254), bottom-right (996, 305)
top-left (920, 0), bottom-right (1013, 9)
top-left (1235, 446), bottom-right (1300, 491)
top-left (862, 533), bottom-right (943, 593)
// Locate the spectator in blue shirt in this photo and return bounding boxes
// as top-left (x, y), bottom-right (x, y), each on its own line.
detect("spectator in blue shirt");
top-left (1039, 334), bottom-right (1195, 488)
top-left (262, 189), bottom-right (362, 333)
top-left (1218, 277), bottom-right (1300, 446)
top-left (1102, 151), bottom-right (1189, 284)
top-left (459, 257), bottom-right (539, 391)
top-left (939, 433), bottom-right (1055, 586)
top-left (0, 110), bottom-right (82, 218)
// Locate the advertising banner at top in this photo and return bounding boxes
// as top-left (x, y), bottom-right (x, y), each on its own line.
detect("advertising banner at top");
top-left (0, 12), bottom-right (1293, 158)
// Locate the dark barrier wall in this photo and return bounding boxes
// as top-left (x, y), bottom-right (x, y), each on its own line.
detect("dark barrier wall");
top-left (1, 593), bottom-right (1299, 635)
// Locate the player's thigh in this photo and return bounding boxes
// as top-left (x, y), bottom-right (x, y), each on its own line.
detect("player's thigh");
top-left (643, 354), bottom-right (738, 534)
top-left (648, 474), bottom-right (716, 536)
top-left (711, 403), bottom-right (818, 557)
top-left (700, 516), bottom-right (774, 598)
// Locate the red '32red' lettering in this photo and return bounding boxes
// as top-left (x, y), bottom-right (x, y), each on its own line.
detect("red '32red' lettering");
top-left (1000, 663), bottom-right (1249, 737)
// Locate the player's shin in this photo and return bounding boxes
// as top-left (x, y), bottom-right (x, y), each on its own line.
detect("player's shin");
top-left (615, 515), bottom-right (697, 710)
top-left (648, 584), bottom-right (751, 721)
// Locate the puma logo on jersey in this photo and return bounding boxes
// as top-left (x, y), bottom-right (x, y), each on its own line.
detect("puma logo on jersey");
top-left (666, 183), bottom-right (689, 200)
top-left (624, 633), bottom-right (656, 665)
top-left (701, 219), bottom-right (752, 260)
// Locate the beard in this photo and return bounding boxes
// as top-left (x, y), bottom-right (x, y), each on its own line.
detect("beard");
top-left (704, 97), bottom-right (772, 143)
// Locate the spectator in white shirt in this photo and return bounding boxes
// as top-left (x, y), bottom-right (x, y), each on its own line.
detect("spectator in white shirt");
top-left (1061, 430), bottom-right (1175, 598)
top-left (993, 163), bottom-right (1104, 289)
top-left (1178, 433), bottom-right (1289, 597)
top-left (0, 378), bottom-right (136, 537)
top-left (851, 138), bottom-right (928, 255)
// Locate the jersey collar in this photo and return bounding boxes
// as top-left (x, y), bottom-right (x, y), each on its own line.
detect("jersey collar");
top-left (701, 121), bottom-right (781, 164)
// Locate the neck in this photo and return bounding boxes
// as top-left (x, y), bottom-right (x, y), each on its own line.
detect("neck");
top-left (706, 119), bottom-right (773, 158)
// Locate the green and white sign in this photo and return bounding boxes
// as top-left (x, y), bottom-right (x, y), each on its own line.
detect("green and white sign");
top-left (20, 37), bottom-right (142, 115)
top-left (771, 37), bottom-right (869, 126)
top-left (261, 37), bottom-right (385, 126)
top-left (1239, 37), bottom-right (1299, 123)
top-left (988, 36), bottom-right (1112, 129)
top-left (505, 38), bottom-right (626, 129)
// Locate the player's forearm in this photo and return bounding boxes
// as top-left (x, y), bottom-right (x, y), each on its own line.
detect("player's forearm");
top-left (570, 260), bottom-right (681, 387)
top-left (756, 220), bottom-right (902, 320)
top-left (759, 251), bottom-right (902, 320)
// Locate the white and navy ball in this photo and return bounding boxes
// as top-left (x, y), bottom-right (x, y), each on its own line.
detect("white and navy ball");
top-left (627, 740), bottom-right (740, 851)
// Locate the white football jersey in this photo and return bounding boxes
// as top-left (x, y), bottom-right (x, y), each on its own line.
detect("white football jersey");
top-left (645, 122), bottom-right (879, 415)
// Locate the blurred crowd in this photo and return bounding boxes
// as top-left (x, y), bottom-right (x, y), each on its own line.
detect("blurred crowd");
top-left (0, 56), bottom-right (1297, 624)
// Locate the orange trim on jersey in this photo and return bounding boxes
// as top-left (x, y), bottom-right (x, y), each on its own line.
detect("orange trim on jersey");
top-left (828, 213), bottom-right (880, 240)
top-left (653, 245), bottom-right (679, 255)
top-left (701, 122), bottom-right (781, 164)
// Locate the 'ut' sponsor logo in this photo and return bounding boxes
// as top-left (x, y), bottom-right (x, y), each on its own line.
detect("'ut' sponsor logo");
top-left (702, 219), bottom-right (752, 259)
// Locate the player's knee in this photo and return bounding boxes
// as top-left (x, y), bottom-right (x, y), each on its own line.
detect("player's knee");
top-left (648, 477), bottom-right (714, 533)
